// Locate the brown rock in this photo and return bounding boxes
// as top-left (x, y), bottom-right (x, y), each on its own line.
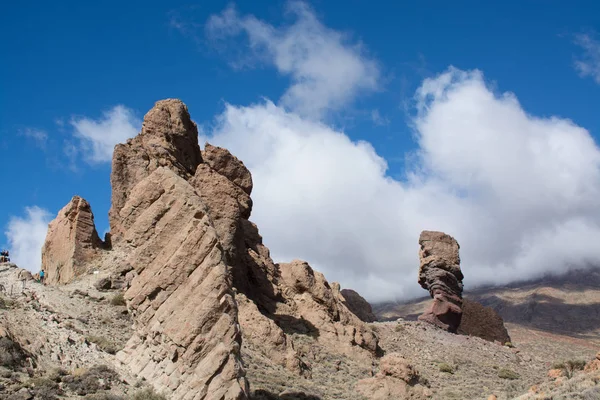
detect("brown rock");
top-left (341, 288), bottom-right (377, 322)
top-left (378, 353), bottom-right (419, 384)
top-left (109, 99), bottom-right (202, 241)
top-left (114, 167), bottom-right (248, 399)
top-left (417, 231), bottom-right (463, 332)
top-left (41, 196), bottom-right (106, 285)
top-left (202, 143), bottom-right (253, 195)
top-left (458, 299), bottom-right (511, 344)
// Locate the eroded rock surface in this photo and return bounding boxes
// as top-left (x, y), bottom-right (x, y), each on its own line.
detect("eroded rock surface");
top-left (341, 288), bottom-right (377, 322)
top-left (109, 99), bottom-right (202, 241)
top-left (458, 299), bottom-right (511, 344)
top-left (41, 196), bottom-right (106, 285)
top-left (417, 230), bottom-right (463, 333)
top-left (115, 168), bottom-right (249, 400)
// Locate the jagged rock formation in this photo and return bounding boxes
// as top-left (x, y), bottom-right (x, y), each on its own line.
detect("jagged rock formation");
top-left (41, 196), bottom-right (107, 285)
top-left (417, 230), bottom-right (464, 333)
top-left (38, 98), bottom-right (379, 399)
top-left (458, 299), bottom-right (511, 344)
top-left (341, 288), bottom-right (377, 322)
top-left (109, 99), bottom-right (202, 241)
top-left (114, 168), bottom-right (248, 399)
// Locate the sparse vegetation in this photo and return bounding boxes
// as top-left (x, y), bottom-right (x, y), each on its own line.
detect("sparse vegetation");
top-left (110, 293), bottom-right (126, 306)
top-left (438, 362), bottom-right (455, 374)
top-left (130, 387), bottom-right (168, 400)
top-left (27, 377), bottom-right (61, 399)
top-left (0, 295), bottom-right (14, 309)
top-left (504, 341), bottom-right (514, 348)
top-left (498, 368), bottom-right (520, 380)
top-left (85, 335), bottom-right (119, 355)
top-left (84, 393), bottom-right (125, 400)
top-left (394, 324), bottom-right (405, 332)
top-left (0, 336), bottom-right (27, 369)
top-left (552, 359), bottom-right (587, 378)
top-left (63, 365), bottom-right (120, 396)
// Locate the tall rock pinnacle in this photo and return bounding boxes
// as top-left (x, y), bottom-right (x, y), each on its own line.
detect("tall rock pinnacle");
top-left (109, 99), bottom-right (202, 241)
top-left (417, 230), bottom-right (464, 332)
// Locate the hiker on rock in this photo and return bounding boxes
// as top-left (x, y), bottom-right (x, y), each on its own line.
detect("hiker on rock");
top-left (39, 269), bottom-right (45, 285)
top-left (0, 250), bottom-right (9, 263)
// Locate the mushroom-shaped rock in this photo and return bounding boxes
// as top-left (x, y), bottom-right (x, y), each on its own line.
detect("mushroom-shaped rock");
top-left (417, 230), bottom-right (463, 333)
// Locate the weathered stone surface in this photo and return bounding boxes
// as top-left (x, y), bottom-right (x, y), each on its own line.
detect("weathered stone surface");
top-left (109, 99), bottom-right (202, 241)
top-left (356, 353), bottom-right (429, 400)
top-left (41, 196), bottom-right (106, 285)
top-left (202, 143), bottom-right (253, 195)
top-left (458, 299), bottom-right (511, 344)
top-left (114, 168), bottom-right (248, 400)
top-left (417, 230), bottom-right (463, 333)
top-left (341, 288), bottom-right (377, 322)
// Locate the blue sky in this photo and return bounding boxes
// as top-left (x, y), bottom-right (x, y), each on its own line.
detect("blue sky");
top-left (2, 1), bottom-right (600, 300)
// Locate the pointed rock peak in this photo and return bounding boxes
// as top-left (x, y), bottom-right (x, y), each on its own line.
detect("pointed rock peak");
top-left (42, 196), bottom-right (106, 285)
top-left (140, 98), bottom-right (202, 173)
top-left (202, 143), bottom-right (253, 195)
top-left (110, 99), bottom-right (202, 238)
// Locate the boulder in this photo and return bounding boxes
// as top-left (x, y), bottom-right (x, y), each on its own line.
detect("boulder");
top-left (341, 288), bottom-right (377, 322)
top-left (458, 299), bottom-right (511, 344)
top-left (109, 99), bottom-right (202, 241)
top-left (417, 231), bottom-right (463, 333)
top-left (41, 196), bottom-right (106, 285)
top-left (202, 143), bottom-right (253, 195)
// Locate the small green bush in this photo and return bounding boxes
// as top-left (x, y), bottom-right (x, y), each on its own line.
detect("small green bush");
top-left (110, 293), bottom-right (126, 306)
top-left (498, 368), bottom-right (520, 380)
top-left (553, 359), bottom-right (587, 378)
top-left (438, 362), bottom-right (454, 374)
top-left (394, 325), bottom-right (405, 332)
top-left (504, 341), bottom-right (514, 348)
top-left (130, 388), bottom-right (167, 400)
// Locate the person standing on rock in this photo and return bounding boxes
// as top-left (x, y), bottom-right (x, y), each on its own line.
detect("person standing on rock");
top-left (39, 269), bottom-right (45, 285)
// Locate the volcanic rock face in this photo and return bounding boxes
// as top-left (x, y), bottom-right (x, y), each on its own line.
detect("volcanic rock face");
top-left (47, 98), bottom-right (379, 399)
top-left (41, 196), bottom-right (106, 285)
top-left (458, 299), bottom-right (511, 344)
top-left (341, 288), bottom-right (377, 322)
top-left (114, 168), bottom-right (248, 399)
top-left (109, 99), bottom-right (202, 241)
top-left (417, 230), bottom-right (464, 332)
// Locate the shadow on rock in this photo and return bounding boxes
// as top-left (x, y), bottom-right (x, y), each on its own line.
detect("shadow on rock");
top-left (272, 315), bottom-right (320, 339)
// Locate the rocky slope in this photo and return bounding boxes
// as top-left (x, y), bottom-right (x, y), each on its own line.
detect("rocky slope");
top-left (7, 98), bottom-right (600, 400)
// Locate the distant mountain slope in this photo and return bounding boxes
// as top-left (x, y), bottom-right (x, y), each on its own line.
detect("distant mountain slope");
top-left (374, 267), bottom-right (600, 344)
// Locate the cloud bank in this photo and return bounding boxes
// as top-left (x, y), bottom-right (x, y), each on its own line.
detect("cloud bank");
top-left (206, 1), bottom-right (379, 119)
top-left (70, 105), bottom-right (140, 163)
top-left (205, 67), bottom-right (600, 302)
top-left (5, 207), bottom-right (52, 273)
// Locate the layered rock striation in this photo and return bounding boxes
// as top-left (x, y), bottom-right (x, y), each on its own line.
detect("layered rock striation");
top-left (104, 99), bottom-right (378, 398)
top-left (417, 230), bottom-right (464, 332)
top-left (41, 196), bottom-right (107, 285)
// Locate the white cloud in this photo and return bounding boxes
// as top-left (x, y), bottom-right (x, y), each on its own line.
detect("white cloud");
top-left (206, 67), bottom-right (600, 303)
top-left (70, 105), bottom-right (140, 163)
top-left (5, 207), bottom-right (52, 273)
top-left (574, 33), bottom-right (600, 84)
top-left (206, 1), bottom-right (380, 119)
top-left (20, 128), bottom-right (48, 148)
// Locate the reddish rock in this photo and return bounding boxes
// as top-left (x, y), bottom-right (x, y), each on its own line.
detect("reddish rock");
top-left (458, 299), bottom-right (511, 344)
top-left (417, 231), bottom-right (463, 333)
